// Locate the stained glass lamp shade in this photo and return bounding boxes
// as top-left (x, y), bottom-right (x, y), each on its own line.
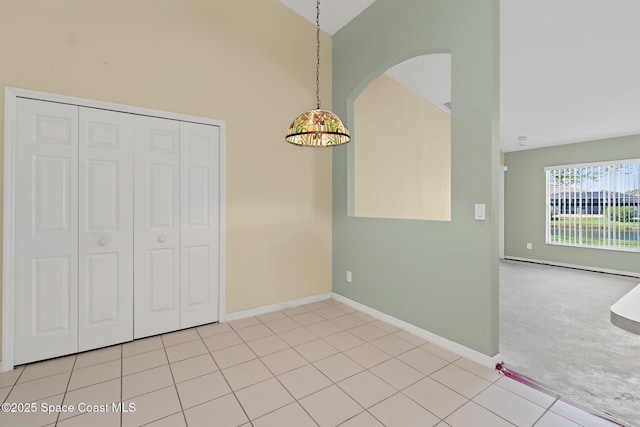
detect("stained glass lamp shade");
top-left (285, 109), bottom-right (350, 147)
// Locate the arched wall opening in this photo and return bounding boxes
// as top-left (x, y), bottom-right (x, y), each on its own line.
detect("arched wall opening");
top-left (351, 53), bottom-right (452, 221)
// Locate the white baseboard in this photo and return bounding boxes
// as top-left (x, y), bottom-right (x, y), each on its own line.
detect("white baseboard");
top-left (331, 293), bottom-right (501, 369)
top-left (504, 256), bottom-right (640, 278)
top-left (223, 291), bottom-right (501, 369)
top-left (225, 292), bottom-right (332, 322)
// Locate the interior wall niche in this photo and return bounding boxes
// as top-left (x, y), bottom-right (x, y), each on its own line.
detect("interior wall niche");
top-left (353, 53), bottom-right (451, 221)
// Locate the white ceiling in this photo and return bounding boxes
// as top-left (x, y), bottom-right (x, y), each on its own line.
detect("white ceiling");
top-left (279, 0), bottom-right (376, 35)
top-left (279, 0), bottom-right (640, 153)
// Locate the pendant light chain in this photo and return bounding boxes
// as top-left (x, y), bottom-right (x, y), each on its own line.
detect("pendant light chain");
top-left (284, 0), bottom-right (350, 146)
top-left (316, 0), bottom-right (321, 109)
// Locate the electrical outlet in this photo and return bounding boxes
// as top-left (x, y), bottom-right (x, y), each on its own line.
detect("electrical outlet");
top-left (346, 271), bottom-right (352, 283)
top-left (526, 243), bottom-right (532, 249)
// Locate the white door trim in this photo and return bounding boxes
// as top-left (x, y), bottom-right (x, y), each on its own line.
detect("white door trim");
top-left (2, 87), bottom-right (227, 371)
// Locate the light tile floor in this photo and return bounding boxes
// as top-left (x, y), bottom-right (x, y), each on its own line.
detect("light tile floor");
top-left (0, 298), bottom-right (622, 427)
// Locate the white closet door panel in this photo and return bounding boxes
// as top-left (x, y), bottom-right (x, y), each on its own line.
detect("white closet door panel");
top-left (148, 248), bottom-right (177, 310)
top-left (180, 122), bottom-right (220, 328)
top-left (34, 156), bottom-right (71, 232)
top-left (79, 108), bottom-right (134, 351)
top-left (86, 160), bottom-right (118, 230)
top-left (33, 256), bottom-right (72, 332)
top-left (14, 98), bottom-right (79, 364)
top-left (134, 116), bottom-right (180, 338)
top-left (148, 164), bottom-right (176, 227)
top-left (86, 253), bottom-right (119, 321)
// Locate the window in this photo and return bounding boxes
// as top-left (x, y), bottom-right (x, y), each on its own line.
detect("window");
top-left (545, 160), bottom-right (640, 251)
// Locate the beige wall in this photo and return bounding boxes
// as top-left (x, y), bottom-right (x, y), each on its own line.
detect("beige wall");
top-left (0, 0), bottom-right (333, 360)
top-left (354, 73), bottom-right (451, 220)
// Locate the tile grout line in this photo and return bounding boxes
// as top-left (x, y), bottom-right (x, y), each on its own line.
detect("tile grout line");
top-left (74, 331), bottom-right (206, 423)
top-left (257, 335), bottom-right (331, 424)
top-left (464, 399), bottom-right (524, 427)
top-left (233, 305), bottom-right (380, 424)
top-left (230, 312), bottom-right (308, 424)
top-left (11, 359), bottom-right (75, 387)
top-left (235, 304), bottom-right (400, 425)
top-left (195, 323), bottom-right (254, 425)
top-left (161, 331), bottom-right (191, 427)
top-left (466, 378), bottom-right (556, 426)
top-left (1, 366), bottom-right (25, 405)
top-left (56, 355), bottom-right (78, 425)
top-left (391, 357), bottom-right (468, 422)
top-left (492, 376), bottom-right (558, 411)
top-left (304, 303), bottom-right (444, 426)
top-left (125, 385), bottom-right (180, 426)
top-left (530, 401), bottom-right (556, 427)
top-left (323, 324), bottom-right (468, 425)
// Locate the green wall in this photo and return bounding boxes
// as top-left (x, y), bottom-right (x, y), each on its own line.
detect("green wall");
top-left (505, 135), bottom-right (640, 274)
top-left (332, 0), bottom-right (500, 356)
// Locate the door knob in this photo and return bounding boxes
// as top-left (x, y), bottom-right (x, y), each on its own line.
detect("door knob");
top-left (158, 236), bottom-right (166, 243)
top-left (98, 239), bottom-right (106, 246)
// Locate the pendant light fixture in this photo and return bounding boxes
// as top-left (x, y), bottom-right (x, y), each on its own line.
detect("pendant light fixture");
top-left (285, 0), bottom-right (351, 147)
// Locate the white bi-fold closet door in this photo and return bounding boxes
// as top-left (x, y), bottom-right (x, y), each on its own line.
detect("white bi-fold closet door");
top-left (13, 97), bottom-right (220, 365)
top-left (78, 107), bottom-right (135, 351)
top-left (133, 117), bottom-right (220, 338)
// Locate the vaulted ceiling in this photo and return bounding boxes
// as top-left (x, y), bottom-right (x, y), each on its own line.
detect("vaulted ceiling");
top-left (279, 0), bottom-right (640, 153)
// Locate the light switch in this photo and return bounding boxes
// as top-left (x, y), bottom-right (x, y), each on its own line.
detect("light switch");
top-left (474, 203), bottom-right (486, 220)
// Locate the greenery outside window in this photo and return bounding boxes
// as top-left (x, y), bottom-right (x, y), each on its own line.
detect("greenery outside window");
top-left (545, 160), bottom-right (640, 251)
